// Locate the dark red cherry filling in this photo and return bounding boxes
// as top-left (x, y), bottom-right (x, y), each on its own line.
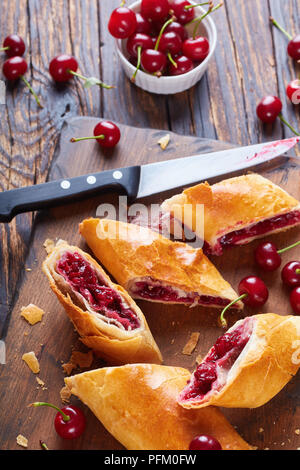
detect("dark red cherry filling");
top-left (56, 251), bottom-right (140, 331)
top-left (132, 278), bottom-right (237, 308)
top-left (181, 319), bottom-right (253, 402)
top-left (218, 210), bottom-right (300, 251)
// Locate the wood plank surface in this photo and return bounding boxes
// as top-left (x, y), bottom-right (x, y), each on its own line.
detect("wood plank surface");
top-left (1, 117), bottom-right (300, 451)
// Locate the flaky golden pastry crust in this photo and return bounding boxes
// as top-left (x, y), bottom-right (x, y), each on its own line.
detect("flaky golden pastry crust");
top-left (42, 241), bottom-right (162, 365)
top-left (65, 364), bottom-right (251, 450)
top-left (179, 313), bottom-right (300, 409)
top-left (161, 174), bottom-right (300, 254)
top-left (79, 218), bottom-right (242, 308)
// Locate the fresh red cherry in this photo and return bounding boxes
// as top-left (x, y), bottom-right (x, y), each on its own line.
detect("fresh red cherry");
top-left (135, 12), bottom-right (152, 35)
top-left (49, 54), bottom-right (114, 89)
top-left (1, 34), bottom-right (26, 57)
top-left (286, 79), bottom-right (300, 105)
top-left (182, 36), bottom-right (209, 62)
top-left (127, 33), bottom-right (154, 81)
top-left (282, 261), bottom-right (300, 288)
top-left (270, 18), bottom-right (300, 61)
top-left (256, 95), bottom-right (282, 123)
top-left (108, 6), bottom-right (137, 39)
top-left (158, 31), bottom-right (182, 55)
top-left (165, 21), bottom-right (187, 41)
top-left (219, 276), bottom-right (268, 328)
top-left (71, 120), bottom-right (121, 148)
top-left (238, 276), bottom-right (269, 308)
top-left (141, 49), bottom-right (167, 75)
top-left (189, 435), bottom-right (222, 450)
top-left (254, 241), bottom-right (281, 272)
top-left (54, 405), bottom-right (86, 439)
top-left (256, 95), bottom-right (300, 135)
top-left (127, 33), bottom-right (153, 58)
top-left (141, 0), bottom-right (170, 22)
top-left (3, 56), bottom-right (42, 107)
top-left (30, 402), bottom-right (86, 440)
top-left (290, 287), bottom-right (300, 315)
top-left (49, 54), bottom-right (78, 82)
top-left (172, 0), bottom-right (195, 25)
top-left (3, 56), bottom-right (27, 80)
top-left (169, 55), bottom-right (194, 75)
top-left (287, 35), bottom-right (300, 61)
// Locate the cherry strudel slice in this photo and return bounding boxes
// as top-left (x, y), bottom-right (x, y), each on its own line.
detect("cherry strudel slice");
top-left (161, 174), bottom-right (300, 255)
top-left (65, 364), bottom-right (252, 450)
top-left (79, 219), bottom-right (243, 310)
top-left (43, 240), bottom-right (162, 365)
top-left (178, 313), bottom-right (300, 409)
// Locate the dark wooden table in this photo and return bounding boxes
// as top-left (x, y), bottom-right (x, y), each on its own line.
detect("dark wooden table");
top-left (0, 0), bottom-right (300, 450)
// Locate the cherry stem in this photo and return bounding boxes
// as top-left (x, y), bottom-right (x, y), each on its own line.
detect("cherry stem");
top-left (270, 17), bottom-right (292, 41)
top-left (278, 113), bottom-right (300, 136)
top-left (219, 293), bottom-right (247, 329)
top-left (296, 269), bottom-right (300, 275)
top-left (277, 240), bottom-right (300, 254)
top-left (167, 52), bottom-right (177, 67)
top-left (68, 70), bottom-right (115, 89)
top-left (29, 402), bottom-right (70, 422)
top-left (154, 17), bottom-right (175, 51)
top-left (70, 134), bottom-right (105, 143)
top-left (191, 2), bottom-right (223, 39)
top-left (184, 2), bottom-right (211, 10)
top-left (39, 440), bottom-right (49, 450)
top-left (20, 76), bottom-right (43, 108)
top-left (131, 45), bottom-right (142, 82)
top-left (0, 46), bottom-right (9, 51)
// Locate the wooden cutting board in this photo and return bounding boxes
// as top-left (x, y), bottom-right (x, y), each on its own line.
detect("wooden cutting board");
top-left (1, 116), bottom-right (300, 451)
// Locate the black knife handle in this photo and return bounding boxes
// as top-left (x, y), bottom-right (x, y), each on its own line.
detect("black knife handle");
top-left (0, 166), bottom-right (141, 223)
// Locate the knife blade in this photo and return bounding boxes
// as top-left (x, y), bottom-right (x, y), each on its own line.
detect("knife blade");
top-left (0, 137), bottom-right (298, 223)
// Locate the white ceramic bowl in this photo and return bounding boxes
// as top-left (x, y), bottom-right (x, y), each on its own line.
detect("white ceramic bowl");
top-left (116, 0), bottom-right (217, 94)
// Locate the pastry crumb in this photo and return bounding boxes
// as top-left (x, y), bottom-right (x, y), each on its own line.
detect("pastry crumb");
top-left (22, 351), bottom-right (40, 374)
top-left (182, 332), bottom-right (200, 355)
top-left (60, 385), bottom-right (72, 404)
top-left (43, 238), bottom-right (55, 254)
top-left (295, 429), bottom-right (300, 435)
top-left (62, 349), bottom-right (93, 375)
top-left (259, 427), bottom-right (264, 433)
top-left (16, 434), bottom-right (28, 448)
top-left (21, 304), bottom-right (44, 325)
top-left (36, 377), bottom-right (45, 387)
top-left (62, 362), bottom-right (75, 376)
top-left (157, 133), bottom-right (170, 150)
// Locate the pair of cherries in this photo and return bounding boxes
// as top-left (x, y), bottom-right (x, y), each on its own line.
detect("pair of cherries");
top-left (256, 18), bottom-right (300, 131)
top-left (1, 34), bottom-right (114, 109)
top-left (30, 401), bottom-right (222, 450)
top-left (1, 34), bottom-right (43, 108)
top-left (220, 238), bottom-right (300, 327)
top-left (255, 239), bottom-right (300, 315)
top-left (270, 17), bottom-right (300, 106)
top-left (108, 0), bottom-right (221, 79)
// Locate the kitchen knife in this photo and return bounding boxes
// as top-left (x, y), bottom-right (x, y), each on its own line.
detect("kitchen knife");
top-left (0, 137), bottom-right (298, 223)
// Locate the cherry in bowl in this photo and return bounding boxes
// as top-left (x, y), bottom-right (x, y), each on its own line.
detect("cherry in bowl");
top-left (108, 6), bottom-right (137, 39)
